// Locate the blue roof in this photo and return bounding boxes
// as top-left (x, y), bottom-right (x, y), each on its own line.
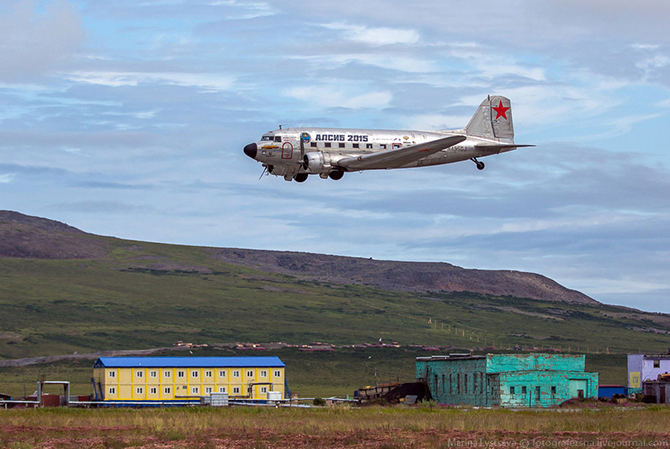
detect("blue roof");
top-left (94, 356), bottom-right (285, 369)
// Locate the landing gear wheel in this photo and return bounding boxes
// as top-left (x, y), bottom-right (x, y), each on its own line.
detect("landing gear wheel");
top-left (294, 173), bottom-right (308, 183)
top-left (471, 158), bottom-right (485, 170)
top-left (328, 171), bottom-right (344, 180)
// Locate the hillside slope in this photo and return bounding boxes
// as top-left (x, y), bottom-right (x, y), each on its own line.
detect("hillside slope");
top-left (1, 210), bottom-right (669, 360)
top-left (0, 211), bottom-right (595, 304)
top-left (210, 249), bottom-right (596, 304)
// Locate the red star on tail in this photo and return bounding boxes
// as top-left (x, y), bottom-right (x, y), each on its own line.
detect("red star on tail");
top-left (492, 100), bottom-right (510, 120)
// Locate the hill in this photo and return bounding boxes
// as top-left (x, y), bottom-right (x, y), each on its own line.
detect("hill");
top-left (0, 210), bottom-right (669, 363)
top-left (0, 210), bottom-right (595, 304)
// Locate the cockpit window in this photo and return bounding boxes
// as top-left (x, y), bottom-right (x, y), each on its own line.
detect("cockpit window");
top-left (261, 135), bottom-right (274, 141)
top-left (274, 136), bottom-right (282, 142)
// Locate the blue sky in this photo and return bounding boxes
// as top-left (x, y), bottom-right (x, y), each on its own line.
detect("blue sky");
top-left (1, 0), bottom-right (670, 312)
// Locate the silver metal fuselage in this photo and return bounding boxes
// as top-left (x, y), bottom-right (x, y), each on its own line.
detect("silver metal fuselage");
top-left (242, 96), bottom-right (526, 181)
top-left (247, 128), bottom-right (508, 179)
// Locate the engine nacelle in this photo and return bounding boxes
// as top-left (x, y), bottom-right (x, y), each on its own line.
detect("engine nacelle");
top-left (303, 151), bottom-right (333, 174)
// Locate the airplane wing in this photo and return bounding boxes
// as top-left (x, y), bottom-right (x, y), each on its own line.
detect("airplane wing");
top-left (337, 135), bottom-right (467, 170)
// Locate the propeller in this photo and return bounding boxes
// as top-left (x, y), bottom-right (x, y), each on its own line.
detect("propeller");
top-left (258, 166), bottom-right (268, 180)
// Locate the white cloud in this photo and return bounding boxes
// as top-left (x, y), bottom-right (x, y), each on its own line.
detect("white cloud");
top-left (63, 71), bottom-right (235, 92)
top-left (210, 0), bottom-right (275, 19)
top-left (0, 173), bottom-right (15, 183)
top-left (0, 0), bottom-right (84, 82)
top-left (321, 22), bottom-right (420, 46)
top-left (283, 84), bottom-right (392, 109)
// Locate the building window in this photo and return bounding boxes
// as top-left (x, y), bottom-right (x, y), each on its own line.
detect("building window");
top-left (136, 371), bottom-right (143, 378)
top-left (136, 387), bottom-right (143, 394)
top-left (260, 387), bottom-right (267, 394)
top-left (274, 370), bottom-right (281, 377)
top-left (205, 387), bottom-right (213, 394)
top-left (150, 387), bottom-right (157, 395)
top-left (205, 370), bottom-right (212, 378)
top-left (219, 370), bottom-right (226, 378)
top-left (192, 387), bottom-right (199, 394)
top-left (219, 387), bottom-right (227, 393)
top-left (260, 370), bottom-right (267, 377)
top-left (164, 371), bottom-right (171, 378)
top-left (449, 374), bottom-right (453, 394)
top-left (108, 387), bottom-right (116, 395)
top-left (464, 374), bottom-right (468, 394)
top-left (233, 370), bottom-right (240, 378)
top-left (551, 386), bottom-right (556, 394)
top-left (522, 386), bottom-right (527, 394)
top-left (535, 386), bottom-right (541, 400)
top-left (510, 386), bottom-right (515, 395)
top-left (192, 370), bottom-right (199, 378)
top-left (178, 371), bottom-right (185, 378)
top-left (457, 374), bottom-right (461, 394)
top-left (233, 387), bottom-right (240, 394)
top-left (164, 387), bottom-right (171, 394)
top-left (108, 371), bottom-right (116, 378)
top-left (150, 371), bottom-right (157, 378)
top-left (246, 370), bottom-right (254, 377)
top-left (654, 360), bottom-right (661, 368)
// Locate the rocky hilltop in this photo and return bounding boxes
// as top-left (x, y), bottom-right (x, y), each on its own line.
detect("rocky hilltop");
top-left (0, 211), bottom-right (108, 259)
top-left (0, 210), bottom-right (597, 305)
top-left (210, 249), bottom-right (598, 305)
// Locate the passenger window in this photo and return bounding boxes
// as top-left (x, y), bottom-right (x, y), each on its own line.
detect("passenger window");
top-left (339, 143), bottom-right (345, 148)
top-left (274, 136), bottom-right (281, 142)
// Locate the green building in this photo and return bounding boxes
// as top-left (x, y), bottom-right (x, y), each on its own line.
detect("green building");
top-left (416, 353), bottom-right (598, 408)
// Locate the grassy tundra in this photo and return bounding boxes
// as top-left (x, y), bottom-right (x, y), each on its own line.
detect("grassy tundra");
top-left (1, 406), bottom-right (669, 448)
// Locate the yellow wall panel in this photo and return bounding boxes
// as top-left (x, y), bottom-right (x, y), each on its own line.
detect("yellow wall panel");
top-left (98, 359), bottom-right (285, 401)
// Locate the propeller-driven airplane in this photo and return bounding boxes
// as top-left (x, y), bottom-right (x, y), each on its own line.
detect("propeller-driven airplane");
top-left (243, 95), bottom-right (532, 182)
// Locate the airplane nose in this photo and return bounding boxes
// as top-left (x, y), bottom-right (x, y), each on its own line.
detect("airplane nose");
top-left (243, 143), bottom-right (257, 159)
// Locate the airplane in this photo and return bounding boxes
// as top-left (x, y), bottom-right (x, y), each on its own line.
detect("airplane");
top-left (243, 95), bottom-right (532, 182)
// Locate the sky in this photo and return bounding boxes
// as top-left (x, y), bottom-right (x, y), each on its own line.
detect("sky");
top-left (1, 0), bottom-right (669, 313)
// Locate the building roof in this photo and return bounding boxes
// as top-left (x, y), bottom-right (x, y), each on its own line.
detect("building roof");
top-left (94, 356), bottom-right (285, 369)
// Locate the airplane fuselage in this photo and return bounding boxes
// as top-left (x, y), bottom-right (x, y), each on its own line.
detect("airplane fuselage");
top-left (243, 96), bottom-right (528, 182)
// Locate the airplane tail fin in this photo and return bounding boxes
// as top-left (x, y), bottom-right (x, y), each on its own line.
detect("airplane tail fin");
top-left (464, 95), bottom-right (514, 143)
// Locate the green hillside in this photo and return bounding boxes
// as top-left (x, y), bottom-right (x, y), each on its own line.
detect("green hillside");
top-left (1, 235), bottom-right (669, 361)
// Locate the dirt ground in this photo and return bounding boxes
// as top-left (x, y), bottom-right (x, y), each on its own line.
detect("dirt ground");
top-left (1, 425), bottom-right (669, 448)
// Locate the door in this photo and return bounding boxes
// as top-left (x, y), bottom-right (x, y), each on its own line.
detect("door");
top-left (281, 141), bottom-right (293, 159)
top-left (569, 379), bottom-right (587, 399)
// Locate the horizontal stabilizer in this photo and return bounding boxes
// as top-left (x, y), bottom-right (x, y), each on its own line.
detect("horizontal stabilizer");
top-left (475, 143), bottom-right (535, 154)
top-left (338, 135), bottom-right (466, 170)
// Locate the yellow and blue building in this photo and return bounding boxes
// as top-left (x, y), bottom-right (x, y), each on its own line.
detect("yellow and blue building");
top-left (92, 356), bottom-right (287, 404)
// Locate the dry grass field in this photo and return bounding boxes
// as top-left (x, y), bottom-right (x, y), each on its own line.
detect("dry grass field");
top-left (1, 405), bottom-right (670, 448)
